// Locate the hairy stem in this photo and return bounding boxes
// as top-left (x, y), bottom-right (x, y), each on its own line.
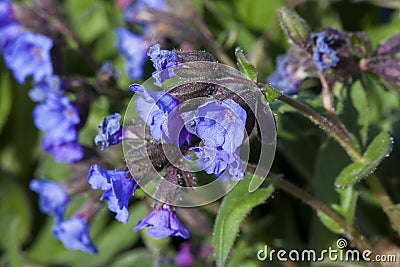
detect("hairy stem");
top-left (367, 175), bottom-right (400, 235)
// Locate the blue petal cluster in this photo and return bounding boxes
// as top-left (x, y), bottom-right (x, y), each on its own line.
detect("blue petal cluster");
top-left (94, 113), bottom-right (123, 150)
top-left (52, 216), bottom-right (98, 254)
top-left (134, 204), bottom-right (190, 239)
top-left (312, 31), bottom-right (340, 71)
top-left (148, 43), bottom-right (180, 85)
top-left (267, 54), bottom-right (303, 95)
top-left (188, 100), bottom-right (247, 180)
top-left (88, 164), bottom-right (134, 224)
top-left (0, 2), bottom-right (83, 163)
top-left (29, 75), bottom-right (62, 102)
top-left (0, 0), bottom-right (14, 27)
top-left (3, 31), bottom-right (53, 83)
top-left (130, 84), bottom-right (179, 139)
top-left (123, 0), bottom-right (166, 24)
top-left (33, 95), bottom-right (83, 163)
top-left (115, 28), bottom-right (148, 80)
top-left (29, 179), bottom-right (70, 221)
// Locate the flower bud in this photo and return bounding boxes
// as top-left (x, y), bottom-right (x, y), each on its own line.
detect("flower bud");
top-left (278, 7), bottom-right (311, 49)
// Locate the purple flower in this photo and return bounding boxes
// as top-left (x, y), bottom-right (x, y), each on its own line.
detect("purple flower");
top-left (188, 100), bottom-right (246, 180)
top-left (267, 54), bottom-right (303, 95)
top-left (130, 84), bottom-right (179, 140)
top-left (29, 179), bottom-right (70, 221)
top-left (33, 95), bottom-right (83, 163)
top-left (3, 30), bottom-right (53, 84)
top-left (115, 28), bottom-right (148, 80)
top-left (134, 204), bottom-right (190, 239)
top-left (0, 22), bottom-right (21, 50)
top-left (94, 113), bottom-right (123, 150)
top-left (176, 242), bottom-right (194, 267)
top-left (29, 75), bottom-right (62, 102)
top-left (148, 44), bottom-right (180, 85)
top-left (87, 164), bottom-right (134, 224)
top-left (312, 31), bottom-right (339, 71)
top-left (0, 0), bottom-right (14, 27)
top-left (52, 216), bottom-right (98, 254)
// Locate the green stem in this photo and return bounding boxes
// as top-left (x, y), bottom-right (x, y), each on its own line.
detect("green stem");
top-left (278, 179), bottom-right (382, 267)
top-left (367, 175), bottom-right (400, 235)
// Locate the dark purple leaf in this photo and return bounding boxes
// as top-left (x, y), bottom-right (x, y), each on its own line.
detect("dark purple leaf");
top-left (376, 33), bottom-right (400, 56)
top-left (367, 58), bottom-right (400, 84)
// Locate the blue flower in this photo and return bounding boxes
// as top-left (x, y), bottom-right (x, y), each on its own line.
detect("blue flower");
top-left (3, 30), bottom-right (53, 84)
top-left (188, 99), bottom-right (246, 180)
top-left (124, 0), bottom-right (166, 23)
top-left (130, 84), bottom-right (179, 140)
top-left (52, 216), bottom-right (98, 254)
top-left (134, 204), bottom-right (190, 239)
top-left (29, 75), bottom-right (62, 102)
top-left (33, 95), bottom-right (83, 163)
top-left (312, 31), bottom-right (339, 71)
top-left (29, 179), bottom-right (70, 221)
top-left (115, 28), bottom-right (148, 80)
top-left (94, 113), bottom-right (123, 150)
top-left (0, 0), bottom-right (14, 27)
top-left (267, 54), bottom-right (303, 95)
top-left (148, 44), bottom-right (179, 85)
top-left (41, 136), bottom-right (83, 163)
top-left (87, 164), bottom-right (134, 224)
top-left (0, 22), bottom-right (21, 50)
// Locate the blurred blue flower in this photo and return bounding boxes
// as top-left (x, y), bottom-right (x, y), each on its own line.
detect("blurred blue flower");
top-left (0, 0), bottom-right (14, 27)
top-left (148, 44), bottom-right (180, 85)
top-left (52, 216), bottom-right (98, 254)
top-left (94, 113), bottom-right (123, 150)
top-left (188, 100), bottom-right (246, 180)
top-left (0, 22), bottom-right (21, 50)
top-left (312, 31), bottom-right (339, 71)
top-left (29, 179), bottom-right (70, 221)
top-left (267, 54), bottom-right (303, 95)
top-left (87, 164), bottom-right (134, 224)
top-left (29, 75), bottom-right (62, 102)
top-left (134, 204), bottom-right (190, 239)
top-left (3, 30), bottom-right (53, 84)
top-left (115, 27), bottom-right (148, 80)
top-left (33, 95), bottom-right (83, 163)
top-left (123, 0), bottom-right (166, 23)
top-left (130, 84), bottom-right (179, 140)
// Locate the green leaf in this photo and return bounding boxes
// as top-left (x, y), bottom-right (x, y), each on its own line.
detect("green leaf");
top-left (233, 0), bottom-right (283, 32)
top-left (316, 211), bottom-right (345, 235)
top-left (335, 132), bottom-right (393, 187)
top-left (350, 81), bottom-right (369, 148)
top-left (264, 84), bottom-right (280, 103)
top-left (212, 174), bottom-right (279, 267)
top-left (278, 7), bottom-right (311, 49)
top-left (0, 72), bottom-right (12, 134)
top-left (235, 47), bottom-right (258, 82)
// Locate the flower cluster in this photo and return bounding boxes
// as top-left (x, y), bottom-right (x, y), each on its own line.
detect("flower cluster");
top-left (30, 179), bottom-right (97, 253)
top-left (312, 31), bottom-right (340, 71)
top-left (0, 0), bottom-right (83, 163)
top-left (115, 0), bottom-right (167, 80)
